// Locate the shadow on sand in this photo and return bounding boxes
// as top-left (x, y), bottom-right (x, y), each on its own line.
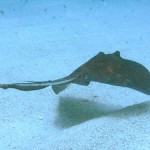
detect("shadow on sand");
top-left (55, 96), bottom-right (150, 129)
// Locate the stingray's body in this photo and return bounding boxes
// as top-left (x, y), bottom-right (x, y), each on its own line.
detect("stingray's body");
top-left (0, 51), bottom-right (150, 95)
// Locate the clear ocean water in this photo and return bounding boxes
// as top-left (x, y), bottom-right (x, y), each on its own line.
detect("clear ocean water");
top-left (0, 0), bottom-right (150, 149)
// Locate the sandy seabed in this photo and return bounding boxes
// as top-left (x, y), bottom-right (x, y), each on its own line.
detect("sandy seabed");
top-left (0, 0), bottom-right (150, 150)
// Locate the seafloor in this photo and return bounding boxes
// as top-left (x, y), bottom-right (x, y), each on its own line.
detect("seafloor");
top-left (0, 0), bottom-right (150, 150)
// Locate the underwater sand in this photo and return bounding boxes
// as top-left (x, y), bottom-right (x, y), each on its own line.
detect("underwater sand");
top-left (0, 0), bottom-right (150, 149)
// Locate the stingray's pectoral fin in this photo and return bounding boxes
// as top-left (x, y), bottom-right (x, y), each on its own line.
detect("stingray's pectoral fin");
top-left (52, 83), bottom-right (70, 94)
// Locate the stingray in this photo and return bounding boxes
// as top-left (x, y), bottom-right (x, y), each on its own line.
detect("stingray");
top-left (0, 51), bottom-right (150, 95)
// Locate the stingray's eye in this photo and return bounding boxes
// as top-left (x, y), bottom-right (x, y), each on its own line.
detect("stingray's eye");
top-left (114, 51), bottom-right (120, 57)
top-left (96, 52), bottom-right (105, 61)
top-left (99, 52), bottom-right (105, 57)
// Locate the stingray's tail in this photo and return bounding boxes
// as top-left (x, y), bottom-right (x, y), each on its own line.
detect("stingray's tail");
top-left (29, 75), bottom-right (77, 94)
top-left (0, 75), bottom-right (77, 93)
top-left (0, 83), bottom-right (49, 91)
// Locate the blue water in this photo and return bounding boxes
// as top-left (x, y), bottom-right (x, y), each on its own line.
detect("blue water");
top-left (0, 0), bottom-right (150, 149)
